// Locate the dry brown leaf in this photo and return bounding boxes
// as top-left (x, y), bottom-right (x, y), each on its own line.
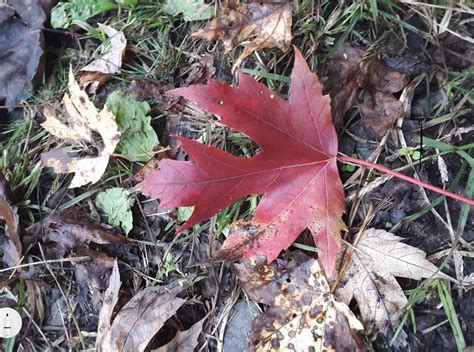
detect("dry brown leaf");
top-left (26, 210), bottom-right (132, 255)
top-left (192, 1), bottom-right (292, 72)
top-left (99, 280), bottom-right (188, 352)
top-left (41, 69), bottom-right (120, 188)
top-left (335, 228), bottom-right (452, 333)
top-left (152, 318), bottom-right (205, 352)
top-left (26, 210), bottom-right (133, 307)
top-left (126, 80), bottom-right (179, 111)
top-left (81, 24), bottom-right (126, 75)
top-left (97, 260), bottom-right (121, 347)
top-left (235, 251), bottom-right (367, 351)
top-left (0, 173), bottom-right (21, 267)
top-left (323, 44), bottom-right (408, 132)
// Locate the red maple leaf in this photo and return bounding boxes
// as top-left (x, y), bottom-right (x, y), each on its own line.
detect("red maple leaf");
top-left (139, 49), bottom-right (345, 275)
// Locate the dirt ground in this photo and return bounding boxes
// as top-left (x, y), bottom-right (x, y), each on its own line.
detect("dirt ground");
top-left (0, 1), bottom-right (473, 351)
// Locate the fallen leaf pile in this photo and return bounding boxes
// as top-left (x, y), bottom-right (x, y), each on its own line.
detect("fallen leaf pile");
top-left (192, 1), bottom-right (292, 71)
top-left (236, 251), bottom-right (367, 351)
top-left (26, 210), bottom-right (134, 306)
top-left (0, 173), bottom-right (21, 267)
top-left (324, 43), bottom-right (408, 133)
top-left (140, 48), bottom-right (345, 276)
top-left (98, 264), bottom-right (200, 352)
top-left (335, 228), bottom-right (451, 333)
top-left (0, 0), bottom-right (47, 107)
top-left (41, 69), bottom-right (121, 188)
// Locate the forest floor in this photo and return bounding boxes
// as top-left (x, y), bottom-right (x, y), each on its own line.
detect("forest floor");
top-left (0, 1), bottom-right (473, 351)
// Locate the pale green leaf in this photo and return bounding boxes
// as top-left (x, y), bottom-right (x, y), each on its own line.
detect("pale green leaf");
top-left (51, 0), bottom-right (119, 29)
top-left (106, 91), bottom-right (159, 161)
top-left (164, 0), bottom-right (213, 21)
top-left (96, 188), bottom-right (134, 235)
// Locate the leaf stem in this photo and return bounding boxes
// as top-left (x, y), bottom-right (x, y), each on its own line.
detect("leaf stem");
top-left (337, 155), bottom-right (474, 206)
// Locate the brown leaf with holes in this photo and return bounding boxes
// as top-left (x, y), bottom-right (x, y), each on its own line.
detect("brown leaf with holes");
top-left (323, 44), bottom-right (408, 133)
top-left (0, 173), bottom-right (21, 267)
top-left (192, 1), bottom-right (292, 72)
top-left (235, 251), bottom-right (367, 351)
top-left (99, 279), bottom-right (188, 351)
top-left (40, 69), bottom-right (121, 188)
top-left (335, 228), bottom-right (452, 334)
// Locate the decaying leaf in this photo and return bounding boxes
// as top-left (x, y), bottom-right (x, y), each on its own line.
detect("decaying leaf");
top-left (26, 210), bottom-right (132, 255)
top-left (40, 69), bottom-right (121, 188)
top-left (236, 251), bottom-right (367, 351)
top-left (106, 91), bottom-right (159, 162)
top-left (152, 318), bottom-right (205, 352)
top-left (97, 260), bottom-right (121, 348)
top-left (99, 279), bottom-right (188, 351)
top-left (192, 1), bottom-right (292, 71)
top-left (335, 228), bottom-right (451, 333)
top-left (0, 173), bottom-right (21, 267)
top-left (126, 80), bottom-right (180, 111)
top-left (26, 210), bottom-right (135, 307)
top-left (140, 49), bottom-right (345, 275)
top-left (0, 0), bottom-right (46, 107)
top-left (81, 24), bottom-right (126, 75)
top-left (182, 53), bottom-right (216, 86)
top-left (164, 0), bottom-right (213, 22)
top-left (96, 187), bottom-right (134, 235)
top-left (323, 44), bottom-right (408, 133)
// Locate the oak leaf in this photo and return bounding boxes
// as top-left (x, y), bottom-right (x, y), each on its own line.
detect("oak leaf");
top-left (192, 1), bottom-right (292, 72)
top-left (335, 228), bottom-right (452, 333)
top-left (236, 252), bottom-right (367, 351)
top-left (140, 48), bottom-right (345, 275)
top-left (41, 69), bottom-right (121, 188)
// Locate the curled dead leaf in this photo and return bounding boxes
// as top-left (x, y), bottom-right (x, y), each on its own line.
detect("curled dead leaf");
top-left (126, 80), bottom-right (179, 111)
top-left (41, 69), bottom-right (121, 188)
top-left (152, 318), bottom-right (205, 352)
top-left (323, 44), bottom-right (408, 133)
top-left (236, 251), bottom-right (367, 351)
top-left (81, 24), bottom-right (126, 75)
top-left (99, 279), bottom-right (189, 352)
top-left (192, 1), bottom-right (292, 72)
top-left (0, 173), bottom-right (21, 267)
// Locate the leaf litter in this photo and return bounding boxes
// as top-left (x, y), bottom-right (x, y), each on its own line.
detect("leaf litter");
top-left (323, 43), bottom-right (408, 133)
top-left (192, 1), bottom-right (292, 72)
top-left (1, 1), bottom-right (471, 351)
